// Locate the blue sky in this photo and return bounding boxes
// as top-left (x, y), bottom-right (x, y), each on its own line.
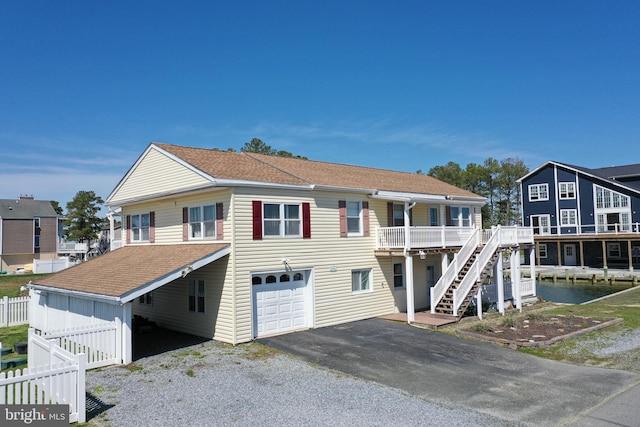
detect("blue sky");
top-left (1, 1), bottom-right (639, 210)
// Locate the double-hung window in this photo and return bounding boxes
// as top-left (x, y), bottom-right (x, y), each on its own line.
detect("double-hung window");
top-left (558, 182), bottom-right (576, 199)
top-left (188, 279), bottom-right (205, 313)
top-left (538, 244), bottom-right (548, 259)
top-left (392, 204), bottom-right (404, 226)
top-left (560, 209), bottom-right (577, 226)
top-left (607, 243), bottom-right (621, 258)
top-left (264, 203), bottom-right (301, 237)
top-left (450, 206), bottom-right (472, 227)
top-left (393, 263), bottom-right (404, 289)
top-left (190, 205), bottom-right (215, 239)
top-left (529, 184), bottom-right (549, 201)
top-left (347, 201), bottom-right (362, 235)
top-left (131, 213), bottom-right (150, 241)
top-left (429, 207), bottom-right (439, 226)
top-left (351, 269), bottom-right (371, 293)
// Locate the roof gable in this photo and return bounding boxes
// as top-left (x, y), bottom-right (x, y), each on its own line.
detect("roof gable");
top-left (108, 144), bottom-right (215, 204)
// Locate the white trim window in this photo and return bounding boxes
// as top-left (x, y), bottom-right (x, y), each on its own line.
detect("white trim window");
top-left (188, 279), bottom-right (206, 313)
top-left (450, 206), bottom-right (472, 227)
top-left (189, 205), bottom-right (215, 239)
top-left (429, 207), bottom-right (439, 226)
top-left (560, 209), bottom-right (577, 226)
top-left (529, 183), bottom-right (549, 201)
top-left (131, 213), bottom-right (150, 241)
top-left (595, 185), bottom-right (629, 209)
top-left (538, 244), bottom-right (548, 259)
top-left (607, 243), bottom-right (621, 258)
top-left (392, 204), bottom-right (404, 227)
top-left (393, 263), bottom-right (405, 289)
top-left (352, 269), bottom-right (372, 293)
top-left (347, 201), bottom-right (363, 235)
top-left (531, 214), bottom-right (551, 234)
top-left (264, 203), bottom-right (301, 237)
top-left (558, 182), bottom-right (576, 199)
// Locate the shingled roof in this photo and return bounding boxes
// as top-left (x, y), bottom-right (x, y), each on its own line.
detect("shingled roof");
top-left (31, 243), bottom-right (230, 302)
top-left (155, 143), bottom-right (482, 199)
top-left (0, 198), bottom-right (57, 219)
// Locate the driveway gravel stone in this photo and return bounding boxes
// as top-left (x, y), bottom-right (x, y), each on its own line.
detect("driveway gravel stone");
top-left (86, 340), bottom-right (518, 426)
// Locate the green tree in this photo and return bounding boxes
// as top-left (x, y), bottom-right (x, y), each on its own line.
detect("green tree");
top-left (49, 200), bottom-right (63, 215)
top-left (427, 161), bottom-right (466, 189)
top-left (426, 158), bottom-right (529, 228)
top-left (63, 191), bottom-right (104, 247)
top-left (240, 138), bottom-right (308, 159)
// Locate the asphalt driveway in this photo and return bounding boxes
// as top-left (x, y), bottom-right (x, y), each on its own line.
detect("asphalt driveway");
top-left (260, 318), bottom-right (640, 426)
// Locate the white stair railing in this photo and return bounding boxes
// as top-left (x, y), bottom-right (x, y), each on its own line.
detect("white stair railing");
top-left (430, 228), bottom-right (481, 314)
top-left (452, 226), bottom-right (502, 317)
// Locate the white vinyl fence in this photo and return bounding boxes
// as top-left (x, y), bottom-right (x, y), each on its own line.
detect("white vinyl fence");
top-left (0, 295), bottom-right (29, 327)
top-left (38, 323), bottom-right (119, 369)
top-left (33, 258), bottom-right (73, 274)
top-left (0, 330), bottom-right (86, 423)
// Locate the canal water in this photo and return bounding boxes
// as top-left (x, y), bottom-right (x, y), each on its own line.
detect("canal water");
top-left (536, 281), bottom-right (630, 304)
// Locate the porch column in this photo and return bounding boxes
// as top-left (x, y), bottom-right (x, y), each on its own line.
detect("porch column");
top-left (109, 212), bottom-right (115, 251)
top-left (510, 249), bottom-right (522, 312)
top-left (557, 241), bottom-right (562, 266)
top-left (476, 289), bottom-right (483, 320)
top-left (495, 251), bottom-right (504, 314)
top-left (529, 247), bottom-right (536, 298)
top-left (441, 252), bottom-right (449, 274)
top-left (405, 255), bottom-right (415, 323)
top-left (602, 241), bottom-right (608, 269)
top-left (121, 302), bottom-right (132, 364)
top-left (579, 241), bottom-right (585, 267)
top-left (628, 240), bottom-right (633, 272)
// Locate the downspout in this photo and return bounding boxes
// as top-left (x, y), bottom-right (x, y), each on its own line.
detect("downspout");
top-left (404, 202), bottom-right (416, 323)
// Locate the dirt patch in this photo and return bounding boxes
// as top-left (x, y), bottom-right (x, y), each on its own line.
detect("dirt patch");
top-left (457, 313), bottom-right (623, 349)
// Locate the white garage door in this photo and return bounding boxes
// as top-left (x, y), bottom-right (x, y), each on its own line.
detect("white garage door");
top-left (252, 270), bottom-right (310, 337)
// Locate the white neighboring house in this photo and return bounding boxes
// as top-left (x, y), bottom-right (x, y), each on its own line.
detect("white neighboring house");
top-left (28, 142), bottom-right (533, 364)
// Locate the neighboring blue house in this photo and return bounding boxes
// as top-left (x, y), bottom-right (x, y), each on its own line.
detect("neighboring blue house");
top-left (517, 161), bottom-right (640, 271)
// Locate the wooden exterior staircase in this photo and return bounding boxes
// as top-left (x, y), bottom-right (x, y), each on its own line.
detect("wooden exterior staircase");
top-left (433, 247), bottom-right (500, 319)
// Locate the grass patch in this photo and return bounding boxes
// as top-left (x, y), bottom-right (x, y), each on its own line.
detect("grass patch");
top-left (185, 369), bottom-right (195, 377)
top-left (240, 342), bottom-right (281, 360)
top-left (521, 286), bottom-right (640, 371)
top-left (0, 324), bottom-right (28, 351)
top-left (0, 274), bottom-right (48, 298)
top-left (471, 322), bottom-right (494, 333)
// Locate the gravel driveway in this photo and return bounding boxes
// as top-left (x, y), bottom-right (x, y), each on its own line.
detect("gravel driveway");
top-left (86, 340), bottom-right (519, 427)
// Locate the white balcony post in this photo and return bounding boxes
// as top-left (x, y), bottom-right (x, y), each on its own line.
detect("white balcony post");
top-left (406, 255), bottom-right (415, 323)
top-left (476, 288), bottom-right (483, 320)
top-left (495, 252), bottom-right (504, 314)
top-left (441, 225), bottom-right (446, 247)
top-left (529, 247), bottom-right (536, 297)
top-left (441, 253), bottom-right (449, 274)
top-left (109, 212), bottom-right (116, 251)
top-left (510, 249), bottom-right (522, 312)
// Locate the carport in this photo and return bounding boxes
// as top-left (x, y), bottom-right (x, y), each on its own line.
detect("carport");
top-left (29, 243), bottom-right (230, 366)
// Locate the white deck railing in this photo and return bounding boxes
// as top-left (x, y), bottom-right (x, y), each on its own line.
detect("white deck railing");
top-left (430, 229), bottom-right (481, 313)
top-left (0, 296), bottom-right (29, 327)
top-left (376, 226), bottom-right (475, 249)
top-left (453, 229), bottom-right (502, 316)
top-left (430, 226), bottom-right (534, 314)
